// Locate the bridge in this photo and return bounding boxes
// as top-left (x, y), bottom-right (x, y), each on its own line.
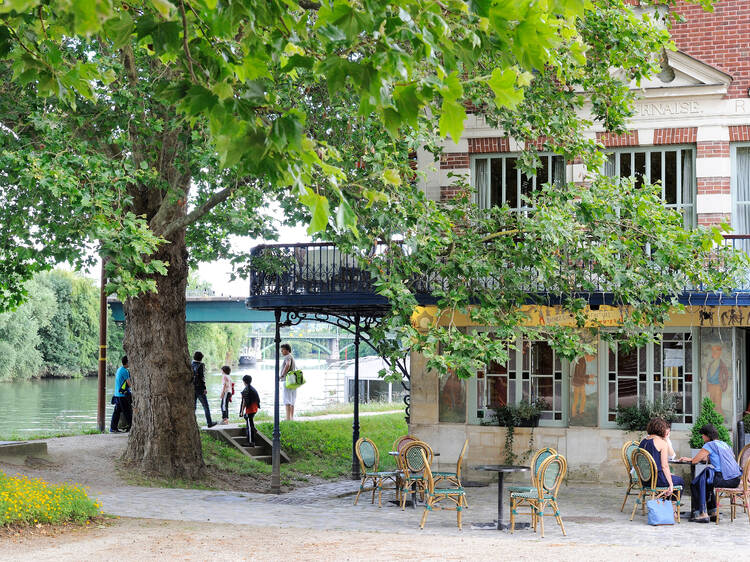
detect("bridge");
top-left (108, 296), bottom-right (276, 323)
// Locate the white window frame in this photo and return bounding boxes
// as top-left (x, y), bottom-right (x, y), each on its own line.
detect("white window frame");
top-left (471, 153), bottom-right (565, 212)
top-left (603, 145), bottom-right (697, 228)
top-left (599, 328), bottom-right (699, 430)
top-left (731, 142), bottom-right (750, 253)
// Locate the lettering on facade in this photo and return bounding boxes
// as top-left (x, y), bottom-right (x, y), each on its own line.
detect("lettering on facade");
top-left (633, 101), bottom-right (702, 117)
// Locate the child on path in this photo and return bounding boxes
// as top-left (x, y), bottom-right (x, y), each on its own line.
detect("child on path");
top-left (239, 374), bottom-right (261, 447)
top-left (220, 365), bottom-right (234, 425)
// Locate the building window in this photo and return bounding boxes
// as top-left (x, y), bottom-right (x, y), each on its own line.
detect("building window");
top-left (478, 336), bottom-right (565, 424)
top-left (607, 331), bottom-right (695, 425)
top-left (603, 147), bottom-right (696, 228)
top-left (473, 154), bottom-right (566, 211)
top-left (732, 145), bottom-right (750, 253)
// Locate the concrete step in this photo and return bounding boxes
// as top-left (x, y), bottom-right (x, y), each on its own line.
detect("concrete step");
top-left (202, 427), bottom-right (290, 464)
top-left (250, 455), bottom-right (272, 464)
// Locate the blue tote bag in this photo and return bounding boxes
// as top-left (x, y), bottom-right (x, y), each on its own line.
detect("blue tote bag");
top-left (646, 498), bottom-right (675, 526)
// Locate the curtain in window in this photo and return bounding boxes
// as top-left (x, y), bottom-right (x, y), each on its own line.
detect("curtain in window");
top-left (553, 156), bottom-right (566, 185)
top-left (603, 153), bottom-right (616, 177)
top-left (475, 158), bottom-right (488, 209)
top-left (736, 147), bottom-right (750, 253)
top-left (681, 149), bottom-right (695, 228)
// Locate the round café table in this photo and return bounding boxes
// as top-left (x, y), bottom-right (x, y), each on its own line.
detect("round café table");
top-left (475, 465), bottom-right (530, 530)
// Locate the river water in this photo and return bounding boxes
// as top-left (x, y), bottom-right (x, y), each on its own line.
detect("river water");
top-left (0, 359), bottom-right (330, 438)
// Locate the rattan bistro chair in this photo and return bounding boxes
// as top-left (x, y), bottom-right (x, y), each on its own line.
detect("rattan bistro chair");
top-left (629, 447), bottom-right (682, 522)
top-left (392, 434), bottom-right (418, 501)
top-left (419, 450), bottom-right (466, 531)
top-left (353, 438), bottom-right (398, 508)
top-left (510, 454), bottom-right (567, 538)
top-left (620, 440), bottom-right (642, 512)
top-left (399, 441), bottom-right (433, 510)
top-left (507, 447), bottom-right (558, 496)
top-left (715, 455), bottom-right (750, 525)
top-left (433, 439), bottom-right (469, 506)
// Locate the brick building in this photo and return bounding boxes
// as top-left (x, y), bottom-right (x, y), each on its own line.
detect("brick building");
top-left (412, 1), bottom-right (750, 482)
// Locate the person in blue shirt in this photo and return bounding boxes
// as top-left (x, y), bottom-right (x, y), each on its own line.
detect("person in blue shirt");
top-left (110, 356), bottom-right (132, 433)
top-left (680, 423), bottom-right (742, 522)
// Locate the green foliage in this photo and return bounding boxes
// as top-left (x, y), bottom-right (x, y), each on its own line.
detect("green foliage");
top-left (615, 395), bottom-right (680, 432)
top-left (492, 399), bottom-right (548, 464)
top-left (743, 412), bottom-right (750, 432)
top-left (186, 323), bottom-right (248, 370)
top-left (689, 397), bottom-right (732, 449)
top-left (257, 413), bottom-right (407, 479)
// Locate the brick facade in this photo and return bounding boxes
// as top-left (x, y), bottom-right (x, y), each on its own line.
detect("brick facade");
top-left (697, 177), bottom-right (731, 195)
top-left (439, 152), bottom-right (469, 169)
top-left (697, 141), bottom-right (730, 158)
top-left (596, 131), bottom-right (639, 147)
top-left (730, 125), bottom-right (750, 142)
top-left (671, 0), bottom-right (750, 99)
top-left (467, 137), bottom-right (510, 154)
top-left (654, 128), bottom-right (698, 145)
top-left (697, 213), bottom-right (731, 227)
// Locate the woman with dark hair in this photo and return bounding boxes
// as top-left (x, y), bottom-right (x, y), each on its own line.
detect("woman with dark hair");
top-left (638, 418), bottom-right (684, 496)
top-left (679, 423), bottom-right (741, 523)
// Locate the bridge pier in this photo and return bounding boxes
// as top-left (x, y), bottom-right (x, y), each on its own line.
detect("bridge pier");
top-left (328, 337), bottom-right (340, 362)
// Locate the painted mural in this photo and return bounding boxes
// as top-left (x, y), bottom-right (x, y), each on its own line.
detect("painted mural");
top-left (700, 329), bottom-right (733, 420)
top-left (569, 352), bottom-right (598, 426)
top-left (439, 370), bottom-right (466, 423)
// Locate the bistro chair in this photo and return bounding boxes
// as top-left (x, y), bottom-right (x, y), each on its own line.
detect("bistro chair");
top-left (353, 437), bottom-right (398, 508)
top-left (419, 450), bottom-right (466, 531)
top-left (392, 434), bottom-right (418, 500)
top-left (737, 443), bottom-right (750, 470)
top-left (399, 440), bottom-right (433, 510)
top-left (507, 446), bottom-right (557, 496)
top-left (433, 439), bottom-right (469, 506)
top-left (509, 454), bottom-right (567, 538)
top-left (629, 447), bottom-right (682, 522)
top-left (619, 440), bottom-right (642, 512)
top-left (393, 434), bottom-right (418, 454)
top-left (715, 455), bottom-right (750, 525)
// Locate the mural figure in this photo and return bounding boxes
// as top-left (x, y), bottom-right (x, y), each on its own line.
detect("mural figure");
top-left (439, 370), bottom-right (466, 423)
top-left (703, 343), bottom-right (730, 419)
top-left (570, 353), bottom-right (597, 426)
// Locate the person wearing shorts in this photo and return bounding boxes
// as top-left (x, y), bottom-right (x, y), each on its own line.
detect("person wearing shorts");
top-left (280, 343), bottom-right (297, 420)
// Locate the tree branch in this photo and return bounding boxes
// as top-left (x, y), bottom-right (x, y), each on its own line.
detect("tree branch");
top-left (158, 183), bottom-right (238, 239)
top-left (298, 0), bottom-right (321, 9)
top-left (179, 0), bottom-right (198, 83)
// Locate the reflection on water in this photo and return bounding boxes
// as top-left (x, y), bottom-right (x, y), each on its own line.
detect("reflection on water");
top-left (0, 359), bottom-right (329, 437)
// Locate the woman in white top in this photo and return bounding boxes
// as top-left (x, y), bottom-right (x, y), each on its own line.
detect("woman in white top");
top-left (280, 344), bottom-right (296, 420)
top-left (220, 365), bottom-right (233, 425)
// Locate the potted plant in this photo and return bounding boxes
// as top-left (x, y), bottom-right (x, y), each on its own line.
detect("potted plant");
top-left (492, 398), bottom-right (549, 464)
top-left (689, 397), bottom-right (732, 455)
top-left (615, 394), bottom-right (679, 432)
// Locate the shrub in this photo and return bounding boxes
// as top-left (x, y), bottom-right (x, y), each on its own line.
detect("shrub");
top-left (0, 472), bottom-right (100, 526)
top-left (743, 412), bottom-right (750, 432)
top-left (615, 395), bottom-right (679, 432)
top-left (689, 398), bottom-right (732, 449)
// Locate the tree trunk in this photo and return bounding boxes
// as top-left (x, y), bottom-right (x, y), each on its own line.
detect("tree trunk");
top-left (122, 225), bottom-right (205, 479)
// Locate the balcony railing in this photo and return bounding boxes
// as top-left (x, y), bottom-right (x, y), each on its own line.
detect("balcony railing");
top-left (247, 235), bottom-right (750, 311)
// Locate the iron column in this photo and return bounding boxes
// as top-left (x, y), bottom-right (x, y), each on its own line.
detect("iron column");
top-left (271, 309), bottom-right (282, 493)
top-left (97, 259), bottom-right (107, 433)
top-left (352, 313), bottom-right (361, 480)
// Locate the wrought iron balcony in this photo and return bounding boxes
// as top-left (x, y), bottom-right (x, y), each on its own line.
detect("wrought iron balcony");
top-left (247, 236), bottom-right (750, 313)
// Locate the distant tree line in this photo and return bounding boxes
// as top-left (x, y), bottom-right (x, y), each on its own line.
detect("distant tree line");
top-left (0, 270), bottom-right (252, 381)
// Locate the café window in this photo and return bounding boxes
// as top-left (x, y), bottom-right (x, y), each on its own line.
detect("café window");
top-left (732, 144), bottom-right (750, 253)
top-left (473, 154), bottom-right (566, 211)
top-left (477, 336), bottom-right (565, 425)
top-left (607, 331), bottom-right (695, 425)
top-left (603, 147), bottom-right (696, 228)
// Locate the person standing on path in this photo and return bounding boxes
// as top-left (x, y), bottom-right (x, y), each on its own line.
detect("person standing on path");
top-left (219, 365), bottom-right (233, 425)
top-left (192, 351), bottom-right (216, 428)
top-left (239, 374), bottom-right (260, 446)
top-left (280, 343), bottom-right (297, 421)
top-left (110, 356), bottom-right (132, 433)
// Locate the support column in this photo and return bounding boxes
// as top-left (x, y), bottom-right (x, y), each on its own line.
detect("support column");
top-left (352, 314), bottom-right (361, 480)
top-left (97, 259), bottom-right (107, 433)
top-left (271, 309), bottom-right (282, 494)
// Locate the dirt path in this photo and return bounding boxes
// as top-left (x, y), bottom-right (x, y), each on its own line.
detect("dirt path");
top-left (2, 517), bottom-right (741, 561)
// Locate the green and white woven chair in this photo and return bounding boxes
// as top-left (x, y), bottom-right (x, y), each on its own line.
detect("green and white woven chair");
top-left (619, 440), bottom-right (641, 512)
top-left (419, 450), bottom-right (466, 531)
top-left (353, 437), bottom-right (398, 508)
top-left (629, 447), bottom-right (682, 522)
top-left (399, 440), bottom-right (433, 510)
top-left (510, 453), bottom-right (567, 538)
top-left (433, 439), bottom-right (469, 507)
top-left (506, 446), bottom-right (557, 496)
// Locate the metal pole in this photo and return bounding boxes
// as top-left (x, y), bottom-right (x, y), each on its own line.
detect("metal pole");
top-left (97, 259), bottom-right (107, 433)
top-left (271, 309), bottom-right (282, 494)
top-left (352, 313), bottom-right (361, 480)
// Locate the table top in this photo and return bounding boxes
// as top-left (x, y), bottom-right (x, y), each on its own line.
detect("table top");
top-left (477, 465), bottom-right (530, 473)
top-left (668, 459), bottom-right (692, 465)
top-left (389, 451), bottom-right (440, 456)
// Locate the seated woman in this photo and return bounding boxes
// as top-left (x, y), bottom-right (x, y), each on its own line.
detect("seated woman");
top-left (679, 423), bottom-right (742, 523)
top-left (639, 418), bottom-right (684, 496)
